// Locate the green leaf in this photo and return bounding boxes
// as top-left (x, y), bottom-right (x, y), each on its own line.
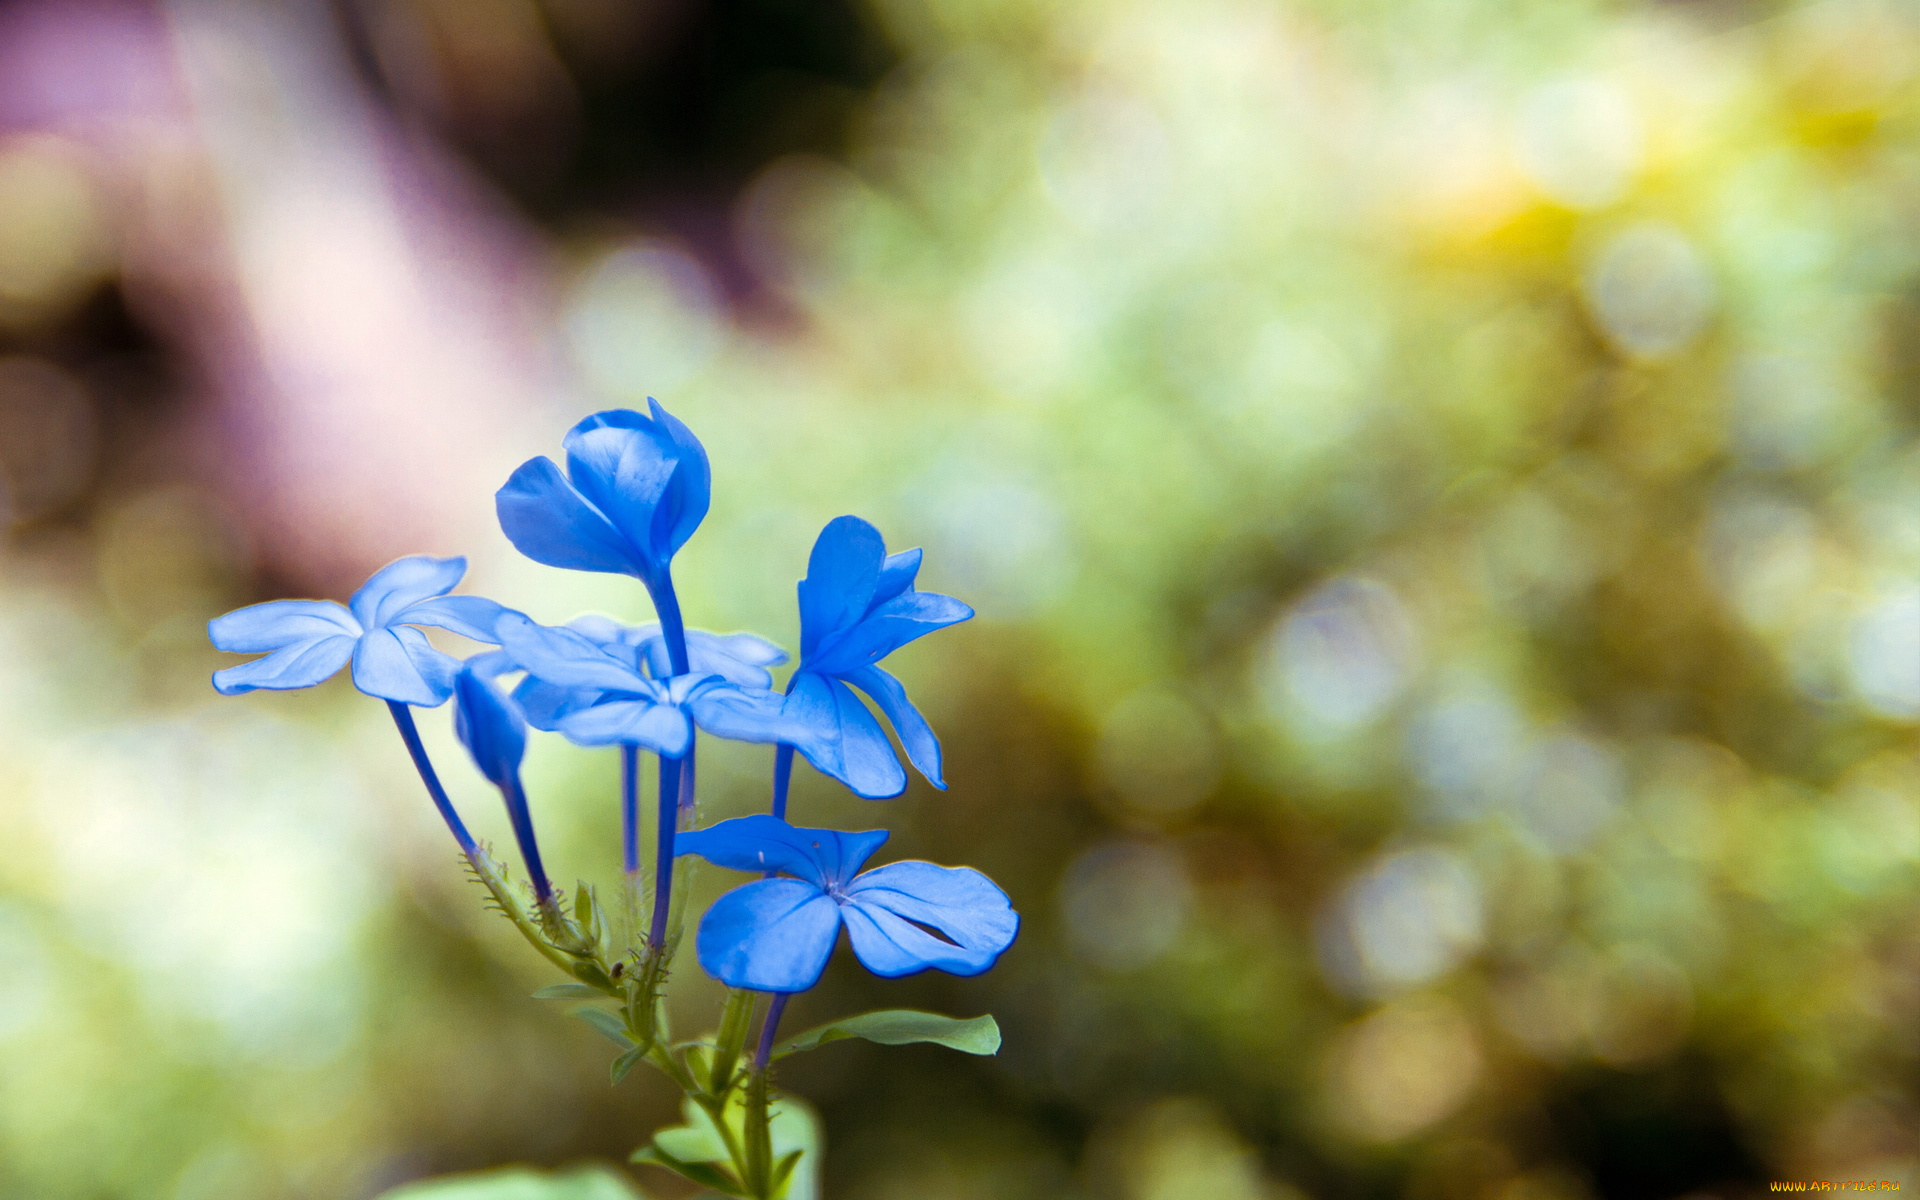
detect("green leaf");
top-left (770, 1150), bottom-right (804, 1199)
top-left (609, 1044), bottom-right (648, 1086)
top-left (375, 1165), bottom-right (645, 1200)
top-left (775, 1011), bottom-right (1001, 1059)
top-left (533, 984), bottom-right (604, 1000)
top-left (629, 1095), bottom-right (819, 1199)
top-left (628, 1147), bottom-right (744, 1197)
top-left (571, 1007), bottom-right (635, 1048)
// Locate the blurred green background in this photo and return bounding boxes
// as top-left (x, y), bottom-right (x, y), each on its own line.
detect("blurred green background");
top-left (0, 0), bottom-right (1916, 1196)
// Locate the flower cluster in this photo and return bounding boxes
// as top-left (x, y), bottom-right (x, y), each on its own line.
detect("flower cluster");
top-left (209, 402), bottom-right (1015, 1198)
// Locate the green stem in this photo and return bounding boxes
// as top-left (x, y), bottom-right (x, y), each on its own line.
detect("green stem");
top-left (709, 989), bottom-right (759, 1097)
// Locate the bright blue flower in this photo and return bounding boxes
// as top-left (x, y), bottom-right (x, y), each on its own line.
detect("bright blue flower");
top-left (504, 614), bottom-right (786, 730)
top-left (208, 556), bottom-right (510, 706)
top-left (495, 401), bottom-right (709, 591)
top-left (781, 517), bottom-right (973, 799)
top-left (451, 664), bottom-right (551, 902)
top-left (493, 613), bottom-right (801, 757)
top-left (675, 814), bottom-right (1018, 993)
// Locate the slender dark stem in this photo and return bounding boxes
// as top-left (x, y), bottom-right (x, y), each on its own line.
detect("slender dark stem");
top-left (500, 776), bottom-right (552, 903)
top-left (769, 674), bottom-right (799, 822)
top-left (753, 992), bottom-right (790, 1072)
top-left (645, 573), bottom-right (691, 676)
top-left (770, 744), bottom-right (795, 821)
top-left (386, 700), bottom-right (478, 856)
top-left (621, 743), bottom-right (640, 874)
top-left (680, 738), bottom-right (698, 817)
top-left (649, 753), bottom-right (683, 948)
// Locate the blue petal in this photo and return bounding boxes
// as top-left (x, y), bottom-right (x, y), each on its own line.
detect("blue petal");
top-left (463, 649), bottom-right (518, 679)
top-left (349, 555), bottom-right (467, 630)
top-left (454, 666), bottom-right (527, 787)
top-left (641, 629), bottom-right (788, 688)
top-left (688, 683), bottom-right (809, 745)
top-left (351, 625), bottom-right (458, 706)
top-left (397, 595), bottom-right (511, 642)
top-left (556, 698), bottom-right (692, 755)
top-left (211, 633), bottom-right (356, 695)
top-left (872, 547), bottom-right (923, 610)
top-left (676, 814), bottom-right (889, 890)
top-left (806, 590), bottom-right (974, 677)
top-left (843, 862), bottom-right (1019, 978)
top-left (694, 878), bottom-right (842, 992)
top-left (797, 516), bottom-right (885, 660)
top-left (644, 399), bottom-right (712, 556)
top-left (208, 599), bottom-right (360, 652)
top-left (564, 423), bottom-right (678, 573)
top-left (845, 665), bottom-right (945, 788)
top-left (495, 613), bottom-right (650, 694)
top-left (496, 456), bottom-right (638, 575)
top-left (782, 672), bottom-right (907, 799)
top-left (511, 675), bottom-right (599, 731)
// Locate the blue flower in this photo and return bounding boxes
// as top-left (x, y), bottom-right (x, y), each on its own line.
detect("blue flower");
top-left (493, 613), bottom-right (800, 756)
top-left (782, 516), bottom-right (973, 798)
top-left (495, 401), bottom-right (710, 591)
top-left (208, 556), bottom-right (510, 706)
top-left (454, 664), bottom-right (527, 788)
top-left (452, 664), bottom-right (551, 902)
top-left (505, 614), bottom-right (787, 730)
top-left (676, 815), bottom-right (1018, 993)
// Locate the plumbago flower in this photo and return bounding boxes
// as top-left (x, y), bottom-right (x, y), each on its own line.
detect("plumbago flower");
top-left (496, 401), bottom-right (707, 671)
top-left (208, 401), bottom-right (1016, 1200)
top-left (773, 516), bottom-right (974, 806)
top-left (502, 614), bottom-right (788, 734)
top-left (492, 612), bottom-right (798, 755)
top-left (208, 554), bottom-right (507, 705)
top-left (677, 815), bottom-right (1018, 992)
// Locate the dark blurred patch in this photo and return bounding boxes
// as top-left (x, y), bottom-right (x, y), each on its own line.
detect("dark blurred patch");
top-left (336, 0), bottom-right (894, 232)
top-left (1547, 1058), bottom-right (1764, 1198)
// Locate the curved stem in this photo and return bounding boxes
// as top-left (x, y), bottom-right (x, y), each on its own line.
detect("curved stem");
top-left (753, 992), bottom-right (790, 1072)
top-left (500, 776), bottom-right (552, 903)
top-left (621, 743), bottom-right (640, 874)
top-left (649, 753), bottom-right (683, 948)
top-left (386, 701), bottom-right (478, 856)
top-left (645, 573), bottom-right (691, 676)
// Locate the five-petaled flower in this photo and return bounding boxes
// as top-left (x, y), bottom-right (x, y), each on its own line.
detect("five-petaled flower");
top-left (676, 814), bottom-right (1019, 993)
top-left (492, 612), bottom-right (802, 757)
top-left (498, 614), bottom-right (787, 732)
top-left (208, 555), bottom-right (509, 706)
top-left (780, 516), bottom-right (974, 798)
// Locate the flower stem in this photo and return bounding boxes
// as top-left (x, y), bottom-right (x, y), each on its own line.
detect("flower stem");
top-left (500, 776), bottom-right (552, 903)
top-left (649, 753), bottom-right (683, 948)
top-left (680, 737), bottom-right (699, 818)
top-left (646, 574), bottom-right (691, 676)
top-left (770, 744), bottom-right (794, 821)
top-left (386, 700), bottom-right (478, 856)
top-left (753, 992), bottom-right (790, 1072)
top-left (621, 743), bottom-right (640, 874)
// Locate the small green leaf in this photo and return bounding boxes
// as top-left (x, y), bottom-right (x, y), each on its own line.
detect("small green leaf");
top-left (775, 1011), bottom-right (1000, 1059)
top-left (375, 1165), bottom-right (644, 1199)
top-left (770, 1149), bottom-right (804, 1198)
top-left (571, 1007), bottom-right (636, 1048)
top-left (628, 1147), bottom-right (744, 1197)
top-left (609, 1044), bottom-right (648, 1085)
top-left (533, 984), bottom-right (603, 1000)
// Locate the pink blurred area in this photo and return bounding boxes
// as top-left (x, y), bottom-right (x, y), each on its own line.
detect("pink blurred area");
top-left (0, 0), bottom-right (558, 588)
